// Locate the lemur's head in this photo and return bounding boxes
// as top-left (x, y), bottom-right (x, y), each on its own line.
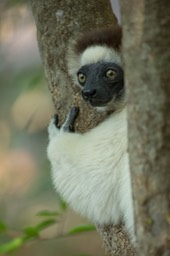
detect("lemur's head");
top-left (67, 25), bottom-right (125, 111)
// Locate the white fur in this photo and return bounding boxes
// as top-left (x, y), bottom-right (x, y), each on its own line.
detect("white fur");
top-left (81, 46), bottom-right (122, 66)
top-left (67, 45), bottom-right (122, 87)
top-left (47, 108), bottom-right (134, 239)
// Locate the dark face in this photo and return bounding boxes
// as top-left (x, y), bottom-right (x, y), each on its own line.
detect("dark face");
top-left (77, 62), bottom-right (124, 107)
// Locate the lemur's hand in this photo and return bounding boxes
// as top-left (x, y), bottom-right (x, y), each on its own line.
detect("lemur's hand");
top-left (62, 106), bottom-right (79, 132)
top-left (48, 107), bottom-right (79, 140)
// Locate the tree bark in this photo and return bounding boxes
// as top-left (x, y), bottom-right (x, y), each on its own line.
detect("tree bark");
top-left (121, 0), bottom-right (170, 255)
top-left (30, 0), bottom-right (135, 255)
top-left (30, 0), bottom-right (117, 132)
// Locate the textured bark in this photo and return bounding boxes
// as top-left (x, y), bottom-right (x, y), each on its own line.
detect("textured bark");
top-left (97, 225), bottom-right (136, 256)
top-left (30, 0), bottom-right (117, 132)
top-left (30, 0), bottom-right (135, 255)
top-left (121, 0), bottom-right (170, 255)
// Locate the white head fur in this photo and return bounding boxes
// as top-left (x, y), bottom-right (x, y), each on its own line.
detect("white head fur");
top-left (68, 44), bottom-right (122, 88)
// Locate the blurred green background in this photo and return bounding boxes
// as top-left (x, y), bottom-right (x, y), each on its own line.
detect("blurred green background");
top-left (0, 1), bottom-right (105, 255)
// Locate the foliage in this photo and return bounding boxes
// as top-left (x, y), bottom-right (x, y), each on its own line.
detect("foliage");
top-left (0, 206), bottom-right (95, 254)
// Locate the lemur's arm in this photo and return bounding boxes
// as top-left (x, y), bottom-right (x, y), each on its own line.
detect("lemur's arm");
top-left (48, 107), bottom-right (81, 161)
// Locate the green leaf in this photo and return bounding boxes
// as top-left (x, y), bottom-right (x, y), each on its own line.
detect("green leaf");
top-left (0, 221), bottom-right (6, 233)
top-left (23, 227), bottom-right (39, 239)
top-left (0, 238), bottom-right (23, 253)
top-left (37, 210), bottom-right (59, 217)
top-left (59, 198), bottom-right (68, 211)
top-left (68, 225), bottom-right (96, 235)
top-left (36, 219), bottom-right (56, 231)
top-left (23, 219), bottom-right (56, 240)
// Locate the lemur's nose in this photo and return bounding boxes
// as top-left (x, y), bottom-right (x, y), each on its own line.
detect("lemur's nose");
top-left (82, 89), bottom-right (97, 101)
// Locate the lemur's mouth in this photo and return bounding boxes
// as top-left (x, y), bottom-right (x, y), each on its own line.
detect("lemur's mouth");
top-left (89, 98), bottom-right (112, 107)
top-left (88, 92), bottom-right (116, 107)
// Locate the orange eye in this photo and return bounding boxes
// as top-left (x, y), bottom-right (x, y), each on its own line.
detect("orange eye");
top-left (105, 69), bottom-right (117, 80)
top-left (78, 72), bottom-right (86, 84)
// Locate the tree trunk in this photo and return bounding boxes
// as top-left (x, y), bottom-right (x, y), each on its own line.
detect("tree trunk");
top-left (30, 0), bottom-right (135, 255)
top-left (121, 0), bottom-right (170, 255)
top-left (30, 0), bottom-right (117, 132)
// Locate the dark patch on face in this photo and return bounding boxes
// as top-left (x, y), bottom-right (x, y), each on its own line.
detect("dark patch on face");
top-left (77, 62), bottom-right (124, 107)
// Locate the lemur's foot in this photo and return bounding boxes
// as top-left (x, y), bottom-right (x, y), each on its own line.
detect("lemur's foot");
top-left (62, 106), bottom-right (79, 132)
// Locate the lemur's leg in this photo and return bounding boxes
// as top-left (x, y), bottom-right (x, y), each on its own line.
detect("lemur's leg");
top-left (61, 106), bottom-right (79, 132)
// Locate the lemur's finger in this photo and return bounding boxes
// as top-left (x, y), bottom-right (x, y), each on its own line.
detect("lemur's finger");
top-left (53, 114), bottom-right (59, 128)
top-left (69, 107), bottom-right (79, 123)
top-left (62, 106), bottom-right (79, 132)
